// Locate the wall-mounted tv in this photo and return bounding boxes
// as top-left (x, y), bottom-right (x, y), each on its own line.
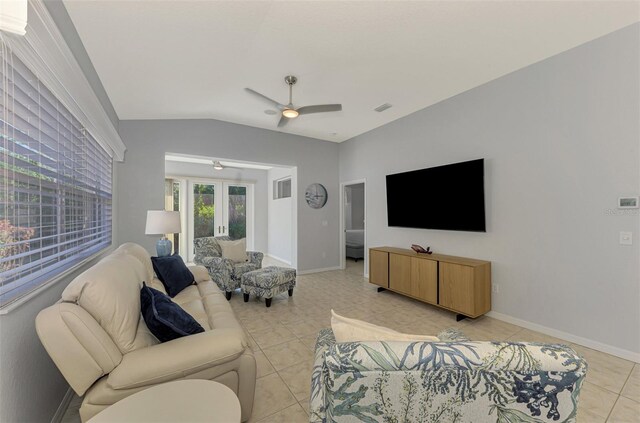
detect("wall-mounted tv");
top-left (386, 158), bottom-right (486, 232)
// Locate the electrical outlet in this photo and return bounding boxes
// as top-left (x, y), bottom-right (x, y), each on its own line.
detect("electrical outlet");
top-left (620, 231), bottom-right (633, 245)
top-left (492, 284), bottom-right (499, 294)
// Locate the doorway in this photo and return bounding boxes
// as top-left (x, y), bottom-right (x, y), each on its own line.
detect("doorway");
top-left (168, 178), bottom-right (254, 262)
top-left (340, 180), bottom-right (366, 276)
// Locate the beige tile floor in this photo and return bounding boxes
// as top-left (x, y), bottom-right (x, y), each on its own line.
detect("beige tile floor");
top-left (63, 259), bottom-right (639, 422)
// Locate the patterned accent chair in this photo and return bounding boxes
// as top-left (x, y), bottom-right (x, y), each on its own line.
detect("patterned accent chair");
top-left (193, 236), bottom-right (263, 299)
top-left (310, 328), bottom-right (587, 423)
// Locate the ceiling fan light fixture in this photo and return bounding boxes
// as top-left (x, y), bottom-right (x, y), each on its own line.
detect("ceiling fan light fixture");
top-left (212, 160), bottom-right (224, 170)
top-left (282, 108), bottom-right (299, 118)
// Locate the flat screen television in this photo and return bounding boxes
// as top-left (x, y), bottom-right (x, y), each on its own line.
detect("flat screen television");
top-left (386, 158), bottom-right (486, 232)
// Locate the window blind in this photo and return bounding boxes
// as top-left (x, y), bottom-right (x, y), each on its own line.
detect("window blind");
top-left (0, 37), bottom-right (112, 307)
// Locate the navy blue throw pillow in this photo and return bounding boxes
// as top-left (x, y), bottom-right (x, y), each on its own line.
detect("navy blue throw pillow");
top-left (140, 283), bottom-right (205, 343)
top-left (150, 254), bottom-right (195, 297)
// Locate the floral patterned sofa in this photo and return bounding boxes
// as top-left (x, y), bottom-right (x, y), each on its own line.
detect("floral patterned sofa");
top-left (193, 236), bottom-right (263, 299)
top-left (310, 328), bottom-right (587, 422)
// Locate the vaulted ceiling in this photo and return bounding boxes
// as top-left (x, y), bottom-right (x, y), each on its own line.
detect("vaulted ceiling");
top-left (63, 1), bottom-right (639, 142)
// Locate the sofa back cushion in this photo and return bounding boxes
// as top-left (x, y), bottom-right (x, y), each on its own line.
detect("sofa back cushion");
top-left (311, 329), bottom-right (588, 423)
top-left (113, 242), bottom-right (155, 282)
top-left (62, 253), bottom-right (157, 354)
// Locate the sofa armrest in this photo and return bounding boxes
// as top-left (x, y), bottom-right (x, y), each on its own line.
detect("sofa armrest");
top-left (247, 251), bottom-right (263, 266)
top-left (107, 328), bottom-right (247, 390)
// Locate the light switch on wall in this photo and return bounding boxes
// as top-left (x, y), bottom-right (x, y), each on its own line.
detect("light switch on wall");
top-left (619, 231), bottom-right (632, 245)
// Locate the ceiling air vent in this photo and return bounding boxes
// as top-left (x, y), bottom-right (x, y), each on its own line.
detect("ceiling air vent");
top-left (374, 103), bottom-right (392, 112)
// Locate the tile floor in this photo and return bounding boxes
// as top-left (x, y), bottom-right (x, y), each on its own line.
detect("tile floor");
top-left (62, 259), bottom-right (639, 422)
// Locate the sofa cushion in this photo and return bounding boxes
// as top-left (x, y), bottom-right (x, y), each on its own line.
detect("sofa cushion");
top-left (62, 254), bottom-right (155, 354)
top-left (113, 242), bottom-right (155, 282)
top-left (331, 310), bottom-right (439, 343)
top-left (140, 283), bottom-right (205, 343)
top-left (151, 255), bottom-right (195, 297)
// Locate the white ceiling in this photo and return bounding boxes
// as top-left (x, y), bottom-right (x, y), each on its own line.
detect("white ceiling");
top-left (63, 1), bottom-right (639, 143)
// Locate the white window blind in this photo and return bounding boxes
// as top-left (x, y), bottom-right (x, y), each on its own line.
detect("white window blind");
top-left (0, 38), bottom-right (112, 307)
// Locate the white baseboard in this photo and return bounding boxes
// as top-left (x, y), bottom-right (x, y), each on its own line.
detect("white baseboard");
top-left (487, 311), bottom-right (640, 364)
top-left (51, 387), bottom-right (74, 423)
top-left (298, 266), bottom-right (342, 275)
top-left (265, 253), bottom-right (292, 266)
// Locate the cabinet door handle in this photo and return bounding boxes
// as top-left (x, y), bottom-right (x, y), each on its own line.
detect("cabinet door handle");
top-left (218, 226), bottom-right (221, 233)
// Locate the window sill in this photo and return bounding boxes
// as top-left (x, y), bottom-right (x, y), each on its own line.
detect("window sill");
top-left (0, 245), bottom-right (114, 315)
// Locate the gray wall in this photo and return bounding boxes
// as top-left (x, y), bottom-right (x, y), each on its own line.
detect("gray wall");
top-left (165, 160), bottom-right (269, 253)
top-left (117, 120), bottom-right (340, 271)
top-left (268, 167), bottom-right (295, 263)
top-left (339, 23), bottom-right (640, 355)
top-left (43, 0), bottom-right (119, 129)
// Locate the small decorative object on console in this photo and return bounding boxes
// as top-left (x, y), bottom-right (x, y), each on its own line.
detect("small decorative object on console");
top-left (411, 244), bottom-right (432, 254)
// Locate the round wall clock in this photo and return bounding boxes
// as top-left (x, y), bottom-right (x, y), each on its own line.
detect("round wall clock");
top-left (305, 183), bottom-right (328, 209)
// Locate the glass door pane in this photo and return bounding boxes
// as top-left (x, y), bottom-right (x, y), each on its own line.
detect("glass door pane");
top-left (172, 181), bottom-right (181, 254)
top-left (226, 185), bottom-right (247, 240)
top-left (193, 183), bottom-right (217, 240)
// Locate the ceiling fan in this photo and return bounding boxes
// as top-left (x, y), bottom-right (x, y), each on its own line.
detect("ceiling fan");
top-left (211, 160), bottom-right (243, 171)
top-left (245, 75), bottom-right (342, 128)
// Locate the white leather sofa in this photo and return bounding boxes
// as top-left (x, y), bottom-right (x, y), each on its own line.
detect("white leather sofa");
top-left (36, 243), bottom-right (256, 422)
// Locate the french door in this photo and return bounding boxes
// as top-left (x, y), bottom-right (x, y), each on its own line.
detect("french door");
top-left (185, 180), bottom-right (253, 262)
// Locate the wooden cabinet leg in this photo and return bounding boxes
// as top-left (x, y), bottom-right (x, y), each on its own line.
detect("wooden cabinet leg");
top-left (265, 298), bottom-right (272, 307)
top-left (377, 287), bottom-right (387, 292)
top-left (456, 314), bottom-right (467, 322)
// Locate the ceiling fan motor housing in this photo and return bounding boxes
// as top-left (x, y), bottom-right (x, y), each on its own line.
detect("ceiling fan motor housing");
top-left (284, 75), bottom-right (297, 86)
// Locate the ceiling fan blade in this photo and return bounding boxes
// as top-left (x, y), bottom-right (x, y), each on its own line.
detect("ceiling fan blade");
top-left (277, 115), bottom-right (289, 128)
top-left (245, 88), bottom-right (286, 110)
top-left (296, 104), bottom-right (342, 115)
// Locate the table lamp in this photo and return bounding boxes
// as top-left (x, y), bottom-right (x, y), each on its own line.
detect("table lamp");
top-left (145, 210), bottom-right (181, 257)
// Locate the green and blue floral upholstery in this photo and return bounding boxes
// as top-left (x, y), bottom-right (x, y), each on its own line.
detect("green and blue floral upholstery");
top-left (241, 266), bottom-right (296, 299)
top-left (310, 328), bottom-right (587, 423)
top-left (193, 236), bottom-right (263, 294)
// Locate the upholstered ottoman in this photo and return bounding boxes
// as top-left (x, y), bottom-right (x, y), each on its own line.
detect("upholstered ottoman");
top-left (241, 266), bottom-right (296, 307)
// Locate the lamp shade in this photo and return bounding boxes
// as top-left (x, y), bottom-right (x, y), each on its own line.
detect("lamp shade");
top-left (145, 211), bottom-right (181, 235)
top-left (0, 0), bottom-right (27, 36)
